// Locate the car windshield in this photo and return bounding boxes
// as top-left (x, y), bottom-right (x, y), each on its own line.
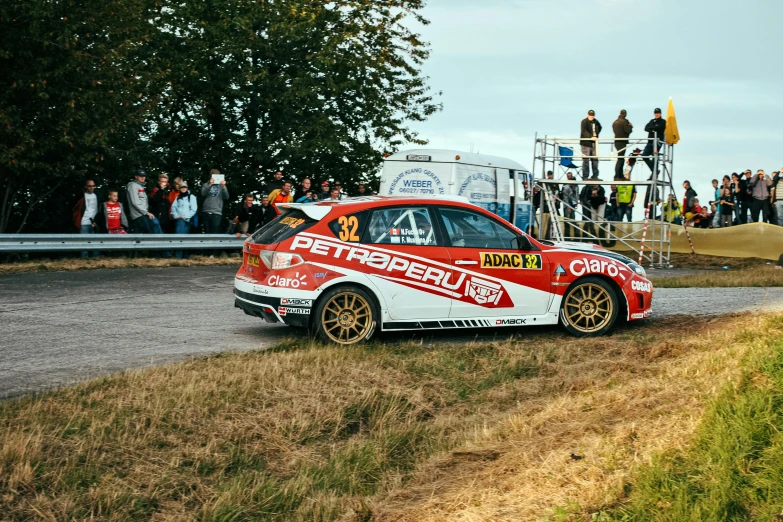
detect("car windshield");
top-left (249, 210), bottom-right (316, 245)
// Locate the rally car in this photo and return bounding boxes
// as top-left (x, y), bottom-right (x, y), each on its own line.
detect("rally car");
top-left (234, 196), bottom-right (653, 344)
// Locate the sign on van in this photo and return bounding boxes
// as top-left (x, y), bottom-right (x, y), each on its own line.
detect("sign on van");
top-left (387, 168), bottom-right (446, 195)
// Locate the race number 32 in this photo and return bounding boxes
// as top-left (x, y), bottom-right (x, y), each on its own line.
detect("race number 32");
top-left (338, 215), bottom-right (360, 242)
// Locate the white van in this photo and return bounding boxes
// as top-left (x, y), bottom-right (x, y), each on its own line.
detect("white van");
top-left (379, 149), bottom-right (533, 232)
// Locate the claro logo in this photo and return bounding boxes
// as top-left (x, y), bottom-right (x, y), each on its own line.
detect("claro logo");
top-left (569, 257), bottom-right (629, 280)
top-left (631, 280), bottom-right (652, 292)
top-left (268, 273), bottom-right (307, 288)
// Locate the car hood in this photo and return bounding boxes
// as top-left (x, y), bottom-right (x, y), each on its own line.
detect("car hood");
top-left (546, 241), bottom-right (636, 265)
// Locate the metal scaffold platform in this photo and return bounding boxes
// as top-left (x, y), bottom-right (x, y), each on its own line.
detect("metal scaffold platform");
top-left (530, 134), bottom-right (676, 266)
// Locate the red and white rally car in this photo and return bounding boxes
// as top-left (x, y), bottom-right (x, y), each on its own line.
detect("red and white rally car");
top-left (234, 196), bottom-right (653, 344)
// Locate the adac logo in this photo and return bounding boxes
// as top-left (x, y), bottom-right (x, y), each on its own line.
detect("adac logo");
top-left (480, 252), bottom-right (541, 270)
top-left (466, 276), bottom-right (504, 305)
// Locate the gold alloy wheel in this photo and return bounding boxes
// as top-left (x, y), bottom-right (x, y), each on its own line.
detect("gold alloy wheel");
top-left (564, 283), bottom-right (614, 334)
top-left (320, 291), bottom-right (373, 344)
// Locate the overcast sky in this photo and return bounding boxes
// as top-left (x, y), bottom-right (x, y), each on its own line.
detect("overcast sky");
top-left (409, 0), bottom-right (783, 201)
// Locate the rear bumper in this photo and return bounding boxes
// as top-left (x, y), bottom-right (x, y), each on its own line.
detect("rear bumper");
top-left (234, 290), bottom-right (311, 328)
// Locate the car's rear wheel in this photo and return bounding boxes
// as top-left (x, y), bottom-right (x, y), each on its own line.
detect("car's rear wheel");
top-left (560, 277), bottom-right (618, 337)
top-left (313, 286), bottom-right (377, 344)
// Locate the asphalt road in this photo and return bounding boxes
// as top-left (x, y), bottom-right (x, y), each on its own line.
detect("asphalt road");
top-left (2, 266), bottom-right (783, 399)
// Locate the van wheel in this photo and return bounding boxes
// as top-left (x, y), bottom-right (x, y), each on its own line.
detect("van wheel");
top-left (560, 277), bottom-right (618, 337)
top-left (313, 286), bottom-right (377, 345)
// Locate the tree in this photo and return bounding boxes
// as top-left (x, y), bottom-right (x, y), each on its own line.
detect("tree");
top-left (143, 0), bottom-right (440, 198)
top-left (0, 0), bottom-right (159, 232)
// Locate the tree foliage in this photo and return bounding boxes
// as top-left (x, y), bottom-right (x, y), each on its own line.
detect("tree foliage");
top-left (0, 0), bottom-right (440, 232)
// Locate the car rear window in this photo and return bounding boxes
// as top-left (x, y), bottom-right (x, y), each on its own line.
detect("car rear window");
top-left (250, 210), bottom-right (316, 245)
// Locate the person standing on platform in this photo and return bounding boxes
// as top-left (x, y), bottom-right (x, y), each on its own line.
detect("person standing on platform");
top-left (612, 110), bottom-right (633, 179)
top-left (580, 110), bottom-right (602, 180)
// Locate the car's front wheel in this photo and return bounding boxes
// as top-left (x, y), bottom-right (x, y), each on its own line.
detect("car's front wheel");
top-left (313, 286), bottom-right (377, 344)
top-left (560, 276), bottom-right (618, 337)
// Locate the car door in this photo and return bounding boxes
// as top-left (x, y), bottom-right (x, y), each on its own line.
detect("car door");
top-left (362, 205), bottom-right (453, 321)
top-left (434, 205), bottom-right (552, 318)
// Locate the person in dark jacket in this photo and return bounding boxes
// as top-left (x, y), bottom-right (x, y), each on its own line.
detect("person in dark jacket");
top-left (233, 194), bottom-right (264, 238)
top-left (682, 180), bottom-right (698, 214)
top-left (580, 110), bottom-right (602, 180)
top-left (643, 108), bottom-right (666, 174)
top-left (612, 110), bottom-right (633, 179)
top-left (262, 170), bottom-right (285, 195)
top-left (738, 169), bottom-right (754, 223)
top-left (259, 194), bottom-right (277, 226)
top-left (148, 173), bottom-right (172, 232)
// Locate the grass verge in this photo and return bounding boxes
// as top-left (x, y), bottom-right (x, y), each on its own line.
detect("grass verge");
top-left (667, 253), bottom-right (771, 271)
top-left (595, 315), bottom-right (783, 522)
top-left (0, 255), bottom-right (240, 275)
top-left (652, 265), bottom-right (783, 288)
top-left (2, 315), bottom-right (780, 520)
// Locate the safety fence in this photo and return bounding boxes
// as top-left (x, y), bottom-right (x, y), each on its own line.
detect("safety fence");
top-left (0, 234), bottom-right (245, 253)
top-left (530, 221), bottom-right (782, 261)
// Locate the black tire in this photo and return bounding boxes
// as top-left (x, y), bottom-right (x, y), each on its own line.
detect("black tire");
top-left (560, 276), bottom-right (619, 337)
top-left (312, 286), bottom-right (378, 345)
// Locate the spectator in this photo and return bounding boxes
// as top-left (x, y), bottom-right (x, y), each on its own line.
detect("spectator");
top-left (684, 198), bottom-right (709, 228)
top-left (578, 183), bottom-right (592, 220)
top-left (712, 178), bottom-right (721, 216)
top-left (606, 185), bottom-right (618, 221)
top-left (268, 181), bottom-right (293, 215)
top-left (233, 194), bottom-right (263, 238)
top-left (719, 187), bottom-right (734, 228)
top-left (328, 187), bottom-right (341, 201)
top-left (263, 170), bottom-right (285, 195)
top-left (72, 179), bottom-right (101, 258)
top-left (126, 168), bottom-right (159, 234)
top-left (334, 181), bottom-right (347, 198)
top-left (739, 169), bottom-right (753, 223)
top-left (588, 182), bottom-right (606, 220)
top-left (545, 170), bottom-right (560, 215)
top-left (357, 184), bottom-right (368, 197)
top-left (299, 177), bottom-right (312, 199)
top-left (296, 190), bottom-right (315, 204)
top-left (167, 177), bottom-right (183, 230)
top-left (663, 194), bottom-right (682, 224)
top-left (149, 173), bottom-right (172, 233)
top-left (730, 172), bottom-right (743, 224)
top-left (612, 109), bottom-right (633, 179)
top-left (318, 180), bottom-right (331, 200)
top-left (682, 180), bottom-right (697, 214)
top-left (170, 181), bottom-right (198, 258)
top-left (96, 189), bottom-right (129, 234)
top-left (772, 170), bottom-right (783, 226)
top-left (749, 169), bottom-right (772, 222)
top-left (615, 181), bottom-right (637, 222)
top-left (643, 108), bottom-right (666, 175)
top-left (560, 172), bottom-right (579, 219)
top-left (259, 194), bottom-right (276, 225)
top-left (580, 110), bottom-right (602, 179)
top-left (201, 170), bottom-right (230, 233)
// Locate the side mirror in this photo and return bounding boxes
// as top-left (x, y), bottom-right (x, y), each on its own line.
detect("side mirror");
top-left (514, 235), bottom-right (534, 251)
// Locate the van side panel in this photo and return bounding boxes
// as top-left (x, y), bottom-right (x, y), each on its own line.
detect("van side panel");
top-left (454, 164), bottom-right (509, 220)
top-left (379, 162), bottom-right (452, 196)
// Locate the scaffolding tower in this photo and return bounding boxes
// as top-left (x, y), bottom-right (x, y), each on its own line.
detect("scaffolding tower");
top-left (530, 134), bottom-right (675, 266)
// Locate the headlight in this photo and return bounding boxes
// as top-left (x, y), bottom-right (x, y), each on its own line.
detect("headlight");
top-left (628, 263), bottom-right (646, 278)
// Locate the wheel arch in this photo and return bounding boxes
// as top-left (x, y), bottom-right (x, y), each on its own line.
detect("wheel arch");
top-left (563, 274), bottom-right (629, 321)
top-left (309, 280), bottom-right (384, 329)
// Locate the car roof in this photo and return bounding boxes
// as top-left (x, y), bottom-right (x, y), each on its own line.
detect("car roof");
top-left (279, 195), bottom-right (472, 220)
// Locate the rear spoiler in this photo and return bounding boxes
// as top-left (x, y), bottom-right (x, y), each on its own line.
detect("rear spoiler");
top-left (278, 203), bottom-right (333, 221)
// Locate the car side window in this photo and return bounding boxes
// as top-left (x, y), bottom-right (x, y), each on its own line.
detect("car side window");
top-left (327, 210), bottom-right (368, 243)
top-left (367, 207), bottom-right (437, 246)
top-left (439, 207), bottom-right (518, 249)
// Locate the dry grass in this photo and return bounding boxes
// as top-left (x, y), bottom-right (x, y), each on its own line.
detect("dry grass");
top-left (1, 314), bottom-right (779, 521)
top-left (0, 255), bottom-right (240, 275)
top-left (653, 265), bottom-right (783, 288)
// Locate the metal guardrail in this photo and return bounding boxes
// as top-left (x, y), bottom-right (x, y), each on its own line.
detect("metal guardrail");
top-left (0, 234), bottom-right (246, 253)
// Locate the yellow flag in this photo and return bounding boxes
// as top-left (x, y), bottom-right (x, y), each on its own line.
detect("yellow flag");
top-left (665, 97), bottom-right (680, 145)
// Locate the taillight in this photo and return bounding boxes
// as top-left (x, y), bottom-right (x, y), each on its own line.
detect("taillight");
top-left (271, 252), bottom-right (304, 270)
top-left (260, 251), bottom-right (274, 269)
